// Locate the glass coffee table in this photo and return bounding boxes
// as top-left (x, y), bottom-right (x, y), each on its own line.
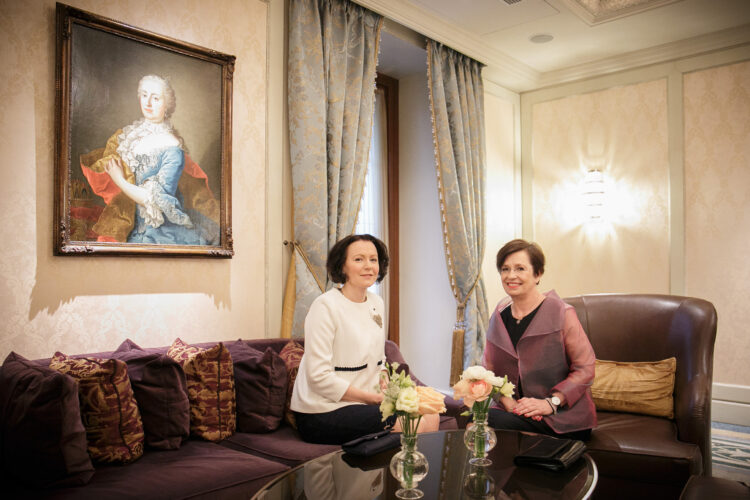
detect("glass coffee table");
top-left (251, 430), bottom-right (597, 499)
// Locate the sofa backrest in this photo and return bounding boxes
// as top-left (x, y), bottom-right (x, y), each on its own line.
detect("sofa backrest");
top-left (564, 293), bottom-right (717, 474)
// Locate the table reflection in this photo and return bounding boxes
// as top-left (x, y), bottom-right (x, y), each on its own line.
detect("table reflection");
top-left (303, 452), bottom-right (384, 500)
top-left (253, 430), bottom-right (596, 500)
top-left (463, 464), bottom-right (496, 499)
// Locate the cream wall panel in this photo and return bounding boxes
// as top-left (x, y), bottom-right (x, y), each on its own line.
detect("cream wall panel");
top-left (530, 80), bottom-right (671, 298)
top-left (482, 88), bottom-right (518, 311)
top-left (0, 0), bottom-right (268, 360)
top-left (684, 61), bottom-right (750, 386)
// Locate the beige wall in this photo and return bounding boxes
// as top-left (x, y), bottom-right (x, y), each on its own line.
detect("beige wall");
top-left (684, 61), bottom-right (750, 386)
top-left (0, 0), bottom-right (268, 360)
top-left (530, 80), bottom-right (671, 298)
top-left (482, 83), bottom-right (519, 311)
top-left (521, 47), bottom-right (750, 393)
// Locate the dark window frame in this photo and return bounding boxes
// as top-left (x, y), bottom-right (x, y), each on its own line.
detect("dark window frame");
top-left (376, 73), bottom-right (400, 345)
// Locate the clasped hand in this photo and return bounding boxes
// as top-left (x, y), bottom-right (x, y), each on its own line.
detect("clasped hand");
top-left (506, 396), bottom-right (553, 421)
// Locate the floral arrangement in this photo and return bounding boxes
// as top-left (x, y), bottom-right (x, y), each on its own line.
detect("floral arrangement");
top-left (452, 365), bottom-right (515, 418)
top-left (380, 362), bottom-right (446, 435)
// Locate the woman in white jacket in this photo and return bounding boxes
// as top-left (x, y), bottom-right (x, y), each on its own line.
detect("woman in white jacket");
top-left (291, 234), bottom-right (394, 444)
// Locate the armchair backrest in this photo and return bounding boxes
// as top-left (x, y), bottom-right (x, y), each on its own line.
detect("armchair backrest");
top-left (564, 293), bottom-right (717, 474)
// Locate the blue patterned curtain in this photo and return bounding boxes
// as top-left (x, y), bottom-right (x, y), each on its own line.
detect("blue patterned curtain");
top-left (426, 40), bottom-right (489, 383)
top-left (282, 0), bottom-right (382, 338)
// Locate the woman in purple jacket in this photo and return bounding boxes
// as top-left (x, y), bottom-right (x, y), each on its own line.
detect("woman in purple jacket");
top-left (483, 239), bottom-right (597, 440)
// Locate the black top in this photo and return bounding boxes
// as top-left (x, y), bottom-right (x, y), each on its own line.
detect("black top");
top-left (500, 301), bottom-right (543, 398)
top-left (500, 301), bottom-right (543, 349)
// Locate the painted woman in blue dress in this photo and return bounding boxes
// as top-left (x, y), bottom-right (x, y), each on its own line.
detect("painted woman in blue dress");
top-left (99, 75), bottom-right (218, 245)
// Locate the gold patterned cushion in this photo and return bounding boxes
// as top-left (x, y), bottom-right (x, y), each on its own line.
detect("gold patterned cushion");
top-left (592, 357), bottom-right (676, 418)
top-left (167, 339), bottom-right (236, 441)
top-left (279, 341), bottom-right (304, 429)
top-left (50, 353), bottom-right (144, 463)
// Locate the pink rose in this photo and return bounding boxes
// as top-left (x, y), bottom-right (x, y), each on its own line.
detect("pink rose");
top-left (453, 379), bottom-right (493, 409)
top-left (468, 380), bottom-right (493, 403)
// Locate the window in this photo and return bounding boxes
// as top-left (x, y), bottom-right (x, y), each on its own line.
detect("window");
top-left (356, 74), bottom-right (399, 343)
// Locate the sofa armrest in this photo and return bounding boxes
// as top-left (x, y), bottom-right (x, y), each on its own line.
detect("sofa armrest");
top-left (674, 372), bottom-right (712, 475)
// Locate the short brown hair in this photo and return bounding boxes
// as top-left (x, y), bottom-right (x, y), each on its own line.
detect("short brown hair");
top-left (327, 234), bottom-right (389, 285)
top-left (496, 239), bottom-right (545, 277)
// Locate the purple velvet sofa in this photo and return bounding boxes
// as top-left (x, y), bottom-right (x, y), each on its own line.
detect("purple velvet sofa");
top-left (0, 338), bottom-right (459, 499)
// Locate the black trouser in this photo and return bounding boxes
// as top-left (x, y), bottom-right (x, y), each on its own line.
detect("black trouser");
top-left (294, 405), bottom-right (397, 445)
top-left (488, 408), bottom-right (591, 441)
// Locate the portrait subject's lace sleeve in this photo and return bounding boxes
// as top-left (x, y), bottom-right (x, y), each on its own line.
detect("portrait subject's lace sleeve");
top-left (139, 148), bottom-right (193, 229)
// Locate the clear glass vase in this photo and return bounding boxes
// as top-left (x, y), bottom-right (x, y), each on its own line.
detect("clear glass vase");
top-left (463, 463), bottom-right (496, 499)
top-left (390, 433), bottom-right (428, 499)
top-left (464, 407), bottom-right (497, 466)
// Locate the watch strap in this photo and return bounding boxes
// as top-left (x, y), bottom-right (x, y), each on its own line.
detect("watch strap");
top-left (545, 397), bottom-right (558, 414)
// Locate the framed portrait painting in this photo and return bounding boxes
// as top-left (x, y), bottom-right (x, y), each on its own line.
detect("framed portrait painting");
top-left (54, 3), bottom-right (234, 257)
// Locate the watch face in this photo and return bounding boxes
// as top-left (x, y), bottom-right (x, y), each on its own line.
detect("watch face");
top-left (550, 396), bottom-right (561, 406)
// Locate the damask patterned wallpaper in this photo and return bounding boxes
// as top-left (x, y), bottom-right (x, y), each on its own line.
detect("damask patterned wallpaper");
top-left (530, 79), bottom-right (671, 298)
top-left (0, 0), bottom-right (268, 360)
top-left (684, 61), bottom-right (750, 385)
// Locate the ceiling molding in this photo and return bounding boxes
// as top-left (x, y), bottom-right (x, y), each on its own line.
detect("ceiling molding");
top-left (354, 1), bottom-right (750, 93)
top-left (536, 23), bottom-right (750, 89)
top-left (559, 0), bottom-right (684, 26)
top-left (353, 0), bottom-right (541, 91)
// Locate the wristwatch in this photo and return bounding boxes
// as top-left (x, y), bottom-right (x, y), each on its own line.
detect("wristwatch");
top-left (545, 396), bottom-right (561, 414)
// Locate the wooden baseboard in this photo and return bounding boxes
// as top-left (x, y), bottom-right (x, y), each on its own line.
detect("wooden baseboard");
top-left (712, 383), bottom-right (750, 426)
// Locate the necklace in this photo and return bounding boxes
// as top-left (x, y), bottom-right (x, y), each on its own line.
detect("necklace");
top-left (512, 296), bottom-right (545, 324)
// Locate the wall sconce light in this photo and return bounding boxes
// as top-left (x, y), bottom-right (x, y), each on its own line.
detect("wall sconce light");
top-left (582, 169), bottom-right (605, 221)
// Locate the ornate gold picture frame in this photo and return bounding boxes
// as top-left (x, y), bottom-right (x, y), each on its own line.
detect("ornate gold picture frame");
top-left (54, 3), bottom-right (234, 257)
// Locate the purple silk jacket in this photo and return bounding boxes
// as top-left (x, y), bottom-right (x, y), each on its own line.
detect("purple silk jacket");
top-left (483, 290), bottom-right (597, 434)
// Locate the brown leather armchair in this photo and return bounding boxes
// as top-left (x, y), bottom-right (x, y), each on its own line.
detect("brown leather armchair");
top-left (565, 294), bottom-right (717, 499)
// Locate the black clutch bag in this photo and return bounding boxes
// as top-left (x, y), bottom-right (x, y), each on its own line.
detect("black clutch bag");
top-left (342, 429), bottom-right (401, 457)
top-left (513, 434), bottom-right (586, 472)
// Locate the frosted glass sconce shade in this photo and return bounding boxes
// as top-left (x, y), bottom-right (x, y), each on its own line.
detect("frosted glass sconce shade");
top-left (583, 169), bottom-right (605, 220)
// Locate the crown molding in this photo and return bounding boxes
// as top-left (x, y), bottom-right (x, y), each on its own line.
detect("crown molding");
top-left (559, 0), bottom-right (682, 26)
top-left (353, 1), bottom-right (750, 93)
top-left (352, 0), bottom-right (540, 92)
top-left (536, 24), bottom-right (750, 89)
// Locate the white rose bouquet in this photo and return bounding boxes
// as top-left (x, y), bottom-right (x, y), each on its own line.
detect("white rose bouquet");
top-left (453, 365), bottom-right (515, 464)
top-left (380, 362), bottom-right (446, 436)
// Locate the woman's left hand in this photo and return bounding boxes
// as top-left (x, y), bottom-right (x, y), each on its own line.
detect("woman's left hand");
top-left (512, 397), bottom-right (554, 421)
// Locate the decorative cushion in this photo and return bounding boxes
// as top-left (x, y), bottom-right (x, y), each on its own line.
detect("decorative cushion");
top-left (279, 341), bottom-right (304, 429)
top-left (50, 353), bottom-right (145, 463)
top-left (226, 341), bottom-right (288, 433)
top-left (0, 352), bottom-right (94, 488)
top-left (112, 339), bottom-right (190, 449)
top-left (591, 357), bottom-right (676, 418)
top-left (167, 339), bottom-right (236, 441)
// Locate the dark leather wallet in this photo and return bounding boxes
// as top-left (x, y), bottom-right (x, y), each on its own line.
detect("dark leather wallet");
top-left (513, 434), bottom-right (586, 472)
top-left (342, 429), bottom-right (401, 457)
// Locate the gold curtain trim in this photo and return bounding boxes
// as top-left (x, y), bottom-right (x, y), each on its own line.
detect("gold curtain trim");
top-left (426, 40), bottom-right (482, 310)
top-left (280, 256), bottom-right (296, 339)
top-left (288, 240), bottom-right (325, 293)
top-left (427, 40), bottom-right (484, 384)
